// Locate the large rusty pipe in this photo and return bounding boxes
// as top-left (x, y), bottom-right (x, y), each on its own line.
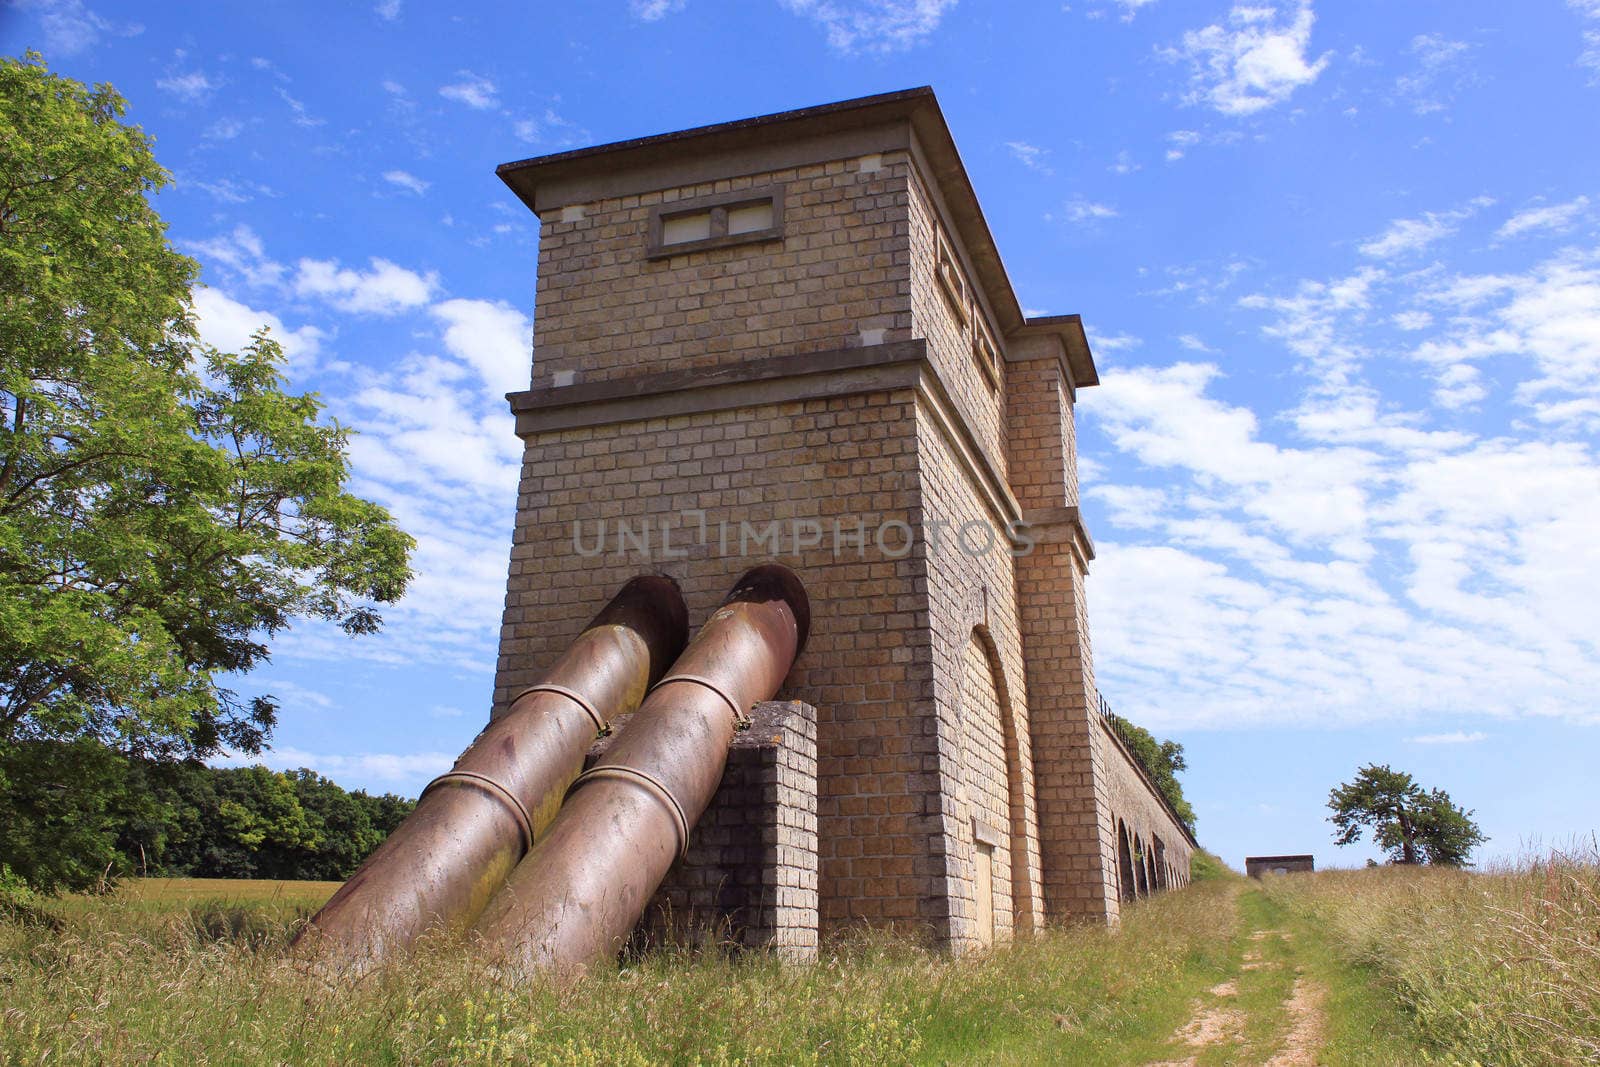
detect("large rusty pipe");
top-left (296, 575), bottom-right (688, 962)
top-left (473, 564), bottom-right (809, 975)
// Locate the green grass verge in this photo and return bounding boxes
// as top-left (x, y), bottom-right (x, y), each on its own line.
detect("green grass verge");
top-left (2, 877), bottom-right (1245, 1065)
top-left (1260, 856), bottom-right (1600, 1066)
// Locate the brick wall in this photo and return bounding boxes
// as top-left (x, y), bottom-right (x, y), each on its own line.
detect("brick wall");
top-left (495, 390), bottom-right (957, 937)
top-left (910, 390), bottom-right (1043, 946)
top-left (1098, 717), bottom-right (1195, 898)
top-left (492, 107), bottom-right (1194, 946)
top-left (1003, 344), bottom-right (1117, 923)
top-left (529, 156), bottom-right (913, 390)
top-left (613, 701), bottom-right (820, 958)
top-left (905, 163), bottom-right (1009, 478)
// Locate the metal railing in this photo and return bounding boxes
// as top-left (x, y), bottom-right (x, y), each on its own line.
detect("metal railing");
top-left (1097, 691), bottom-right (1125, 734)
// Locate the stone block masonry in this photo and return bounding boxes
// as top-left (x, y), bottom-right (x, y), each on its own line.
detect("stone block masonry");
top-left (1245, 855), bottom-right (1315, 879)
top-left (491, 87), bottom-right (1196, 949)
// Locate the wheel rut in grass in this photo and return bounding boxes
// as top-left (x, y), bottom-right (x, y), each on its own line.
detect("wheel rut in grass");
top-left (1146, 905), bottom-right (1328, 1066)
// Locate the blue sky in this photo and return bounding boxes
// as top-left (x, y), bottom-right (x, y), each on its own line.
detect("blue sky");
top-left (4, 0), bottom-right (1598, 871)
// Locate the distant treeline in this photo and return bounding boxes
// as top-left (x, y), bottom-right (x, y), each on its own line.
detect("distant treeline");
top-left (0, 740), bottom-right (414, 893)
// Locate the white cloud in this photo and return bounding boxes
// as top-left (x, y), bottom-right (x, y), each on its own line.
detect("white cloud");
top-left (1497, 196), bottom-right (1590, 240)
top-left (1166, 129), bottom-right (1201, 161)
top-left (1164, 1), bottom-right (1330, 116)
top-left (1358, 214), bottom-right (1458, 260)
top-left (275, 87), bottom-right (324, 127)
top-left (218, 746), bottom-right (455, 788)
top-left (1091, 330), bottom-right (1143, 353)
top-left (187, 225), bottom-right (287, 290)
top-left (383, 169), bottom-right (430, 196)
top-left (1177, 333), bottom-right (1216, 353)
top-left (1108, 150), bottom-right (1141, 175)
top-left (204, 117), bottom-right (244, 140)
top-left (294, 258), bottom-right (439, 315)
top-left (439, 71), bottom-right (499, 110)
top-left (631, 0), bottom-right (685, 19)
top-left (1412, 249), bottom-right (1600, 427)
top-left (1090, 362), bottom-right (1378, 546)
top-left (1090, 231), bottom-right (1600, 733)
top-left (1006, 141), bottom-right (1054, 175)
top-left (247, 679), bottom-right (334, 710)
top-left (1396, 34), bottom-right (1473, 115)
top-left (1430, 362), bottom-right (1486, 410)
top-left (1406, 731), bottom-right (1488, 744)
top-left (190, 288), bottom-right (325, 370)
top-left (779, 0), bottom-right (957, 55)
top-left (511, 107), bottom-right (589, 149)
top-left (374, 0), bottom-right (401, 18)
top-left (14, 0), bottom-right (142, 57)
top-left (1359, 199), bottom-right (1492, 261)
top-left (1572, 2), bottom-right (1600, 81)
top-left (189, 177), bottom-right (277, 205)
top-left (156, 69), bottom-right (217, 102)
top-left (430, 298), bottom-right (533, 396)
top-left (302, 323), bottom-right (526, 674)
top-left (1582, 31), bottom-right (1600, 85)
top-left (1065, 197), bottom-right (1119, 222)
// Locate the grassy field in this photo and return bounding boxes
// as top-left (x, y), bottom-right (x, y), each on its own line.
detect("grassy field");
top-left (1, 854), bottom-right (1595, 1064)
top-left (1259, 844), bottom-right (1600, 1066)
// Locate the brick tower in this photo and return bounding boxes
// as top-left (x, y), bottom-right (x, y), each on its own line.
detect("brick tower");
top-left (491, 88), bottom-right (1193, 949)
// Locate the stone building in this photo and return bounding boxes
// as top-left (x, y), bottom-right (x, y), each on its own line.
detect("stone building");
top-left (491, 87), bottom-right (1195, 951)
top-left (1246, 855), bottom-right (1315, 878)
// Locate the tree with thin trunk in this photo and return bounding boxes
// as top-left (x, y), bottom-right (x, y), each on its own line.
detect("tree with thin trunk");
top-left (1328, 763), bottom-right (1486, 867)
top-left (1, 53), bottom-right (414, 891)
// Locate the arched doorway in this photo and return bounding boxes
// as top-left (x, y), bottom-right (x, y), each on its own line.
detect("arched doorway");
top-left (960, 637), bottom-right (1012, 945)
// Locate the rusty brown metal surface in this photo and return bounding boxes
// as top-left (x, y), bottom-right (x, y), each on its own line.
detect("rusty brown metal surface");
top-left (473, 564), bottom-right (810, 975)
top-left (294, 575), bottom-right (688, 963)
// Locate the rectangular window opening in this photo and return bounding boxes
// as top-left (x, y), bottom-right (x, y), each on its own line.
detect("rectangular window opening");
top-left (660, 210), bottom-right (713, 245)
top-left (935, 224), bottom-right (969, 326)
top-left (972, 314), bottom-right (1001, 392)
top-left (726, 200), bottom-right (774, 235)
top-left (648, 186), bottom-right (785, 259)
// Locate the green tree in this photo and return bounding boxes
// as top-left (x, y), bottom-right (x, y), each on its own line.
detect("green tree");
top-left (0, 738), bottom-right (158, 892)
top-left (0, 54), bottom-right (414, 890)
top-left (1109, 716), bottom-right (1197, 834)
top-left (1328, 763), bottom-right (1486, 867)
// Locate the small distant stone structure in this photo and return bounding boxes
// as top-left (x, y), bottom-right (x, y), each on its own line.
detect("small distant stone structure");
top-left (491, 87), bottom-right (1196, 956)
top-left (1246, 855), bottom-right (1315, 878)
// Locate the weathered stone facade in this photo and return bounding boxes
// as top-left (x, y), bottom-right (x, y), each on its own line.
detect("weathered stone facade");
top-left (491, 88), bottom-right (1195, 952)
top-left (1245, 855), bottom-right (1315, 879)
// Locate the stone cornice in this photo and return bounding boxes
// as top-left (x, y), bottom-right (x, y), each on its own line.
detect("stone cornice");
top-left (1006, 314), bottom-right (1099, 391)
top-left (1020, 505), bottom-right (1096, 572)
top-left (506, 339), bottom-right (1039, 543)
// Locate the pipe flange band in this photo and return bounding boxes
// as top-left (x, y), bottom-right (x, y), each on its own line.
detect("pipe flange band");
top-left (421, 770), bottom-right (535, 853)
top-left (570, 764), bottom-right (691, 859)
top-left (509, 682), bottom-right (609, 735)
top-left (650, 673), bottom-right (749, 728)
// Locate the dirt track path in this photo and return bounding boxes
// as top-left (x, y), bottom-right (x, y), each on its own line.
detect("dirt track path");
top-left (1146, 905), bottom-right (1329, 1066)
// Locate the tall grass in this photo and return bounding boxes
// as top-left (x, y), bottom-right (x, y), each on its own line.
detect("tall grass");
top-left (0, 876), bottom-right (1242, 1064)
top-left (1261, 841), bottom-right (1600, 1066)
